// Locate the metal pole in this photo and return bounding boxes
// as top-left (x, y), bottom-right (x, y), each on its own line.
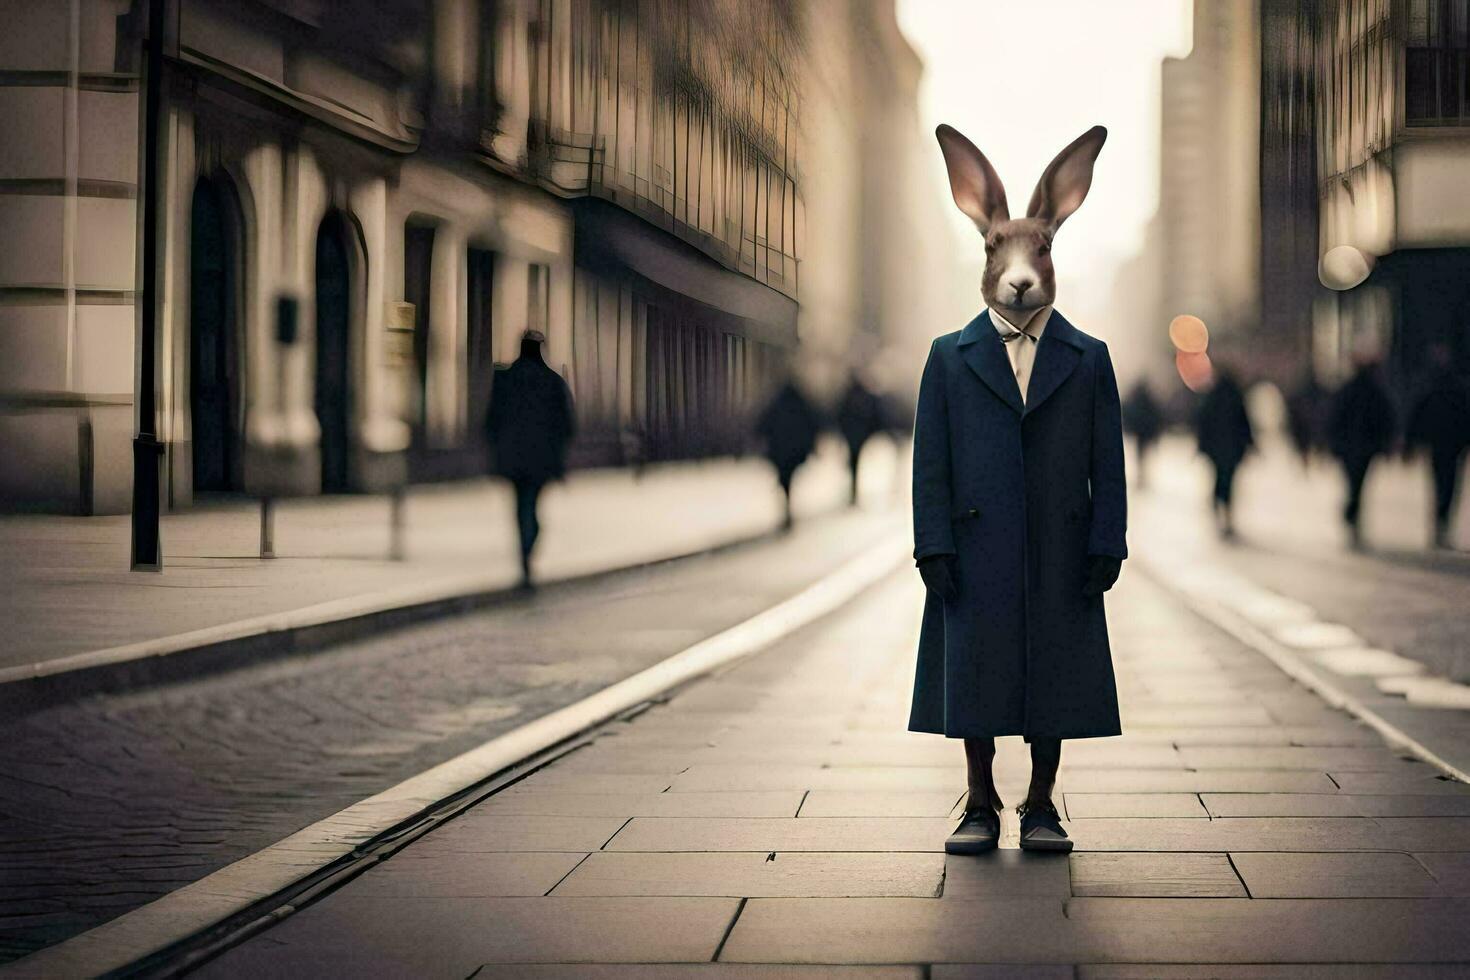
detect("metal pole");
top-left (389, 489), bottom-right (405, 562)
top-left (130, 0), bottom-right (167, 571)
top-left (259, 498), bottom-right (275, 559)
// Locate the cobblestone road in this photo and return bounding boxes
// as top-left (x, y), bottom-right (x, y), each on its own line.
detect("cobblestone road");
top-left (0, 506), bottom-right (899, 964)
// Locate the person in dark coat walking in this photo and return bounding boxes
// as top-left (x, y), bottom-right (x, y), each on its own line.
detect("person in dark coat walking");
top-left (485, 330), bottom-right (576, 586)
top-left (837, 373), bottom-right (886, 506)
top-left (756, 378), bottom-right (821, 530)
top-left (915, 122), bottom-right (1123, 855)
top-left (1285, 371), bottom-right (1328, 468)
top-left (1194, 368), bottom-right (1254, 539)
top-left (1327, 357), bottom-right (1396, 548)
top-left (1406, 343), bottom-right (1469, 549)
top-left (1122, 379), bottom-right (1165, 489)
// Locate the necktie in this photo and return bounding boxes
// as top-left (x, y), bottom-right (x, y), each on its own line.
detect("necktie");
top-left (1000, 327), bottom-right (1038, 345)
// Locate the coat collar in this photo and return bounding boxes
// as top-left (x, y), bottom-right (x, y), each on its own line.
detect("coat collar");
top-left (957, 308), bottom-right (1085, 417)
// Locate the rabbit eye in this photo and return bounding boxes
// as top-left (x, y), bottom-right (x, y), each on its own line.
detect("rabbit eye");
top-left (1037, 242), bottom-right (1051, 255)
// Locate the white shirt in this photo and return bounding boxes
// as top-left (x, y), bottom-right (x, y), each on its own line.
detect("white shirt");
top-left (991, 305), bottom-right (1051, 404)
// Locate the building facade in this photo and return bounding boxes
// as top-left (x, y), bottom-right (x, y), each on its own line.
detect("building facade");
top-left (1260, 0), bottom-right (1470, 388)
top-left (1, 0), bottom-right (947, 514)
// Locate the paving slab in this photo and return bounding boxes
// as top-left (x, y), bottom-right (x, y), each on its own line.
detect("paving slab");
top-left (1057, 769), bottom-right (1339, 794)
top-left (939, 849), bottom-right (1073, 898)
top-left (200, 896), bottom-right (740, 975)
top-left (605, 817), bottom-right (952, 852)
top-left (477, 791), bottom-right (805, 818)
top-left (667, 765), bottom-right (965, 792)
top-left (1120, 705), bottom-right (1275, 727)
top-left (346, 851), bottom-right (586, 898)
top-left (1069, 852), bottom-right (1245, 897)
top-left (718, 896), bottom-right (1470, 963)
top-left (1413, 852), bottom-right (1470, 895)
top-left (1078, 966), bottom-right (1470, 979)
top-left (1179, 746), bottom-right (1412, 771)
top-left (798, 791), bottom-right (964, 817)
top-left (1326, 772), bottom-right (1470, 796)
top-left (551, 851), bottom-right (944, 897)
top-left (401, 815), bottom-right (629, 854)
top-left (1230, 852), bottom-right (1441, 897)
top-left (1068, 817), bottom-right (1393, 851)
top-left (475, 969), bottom-right (925, 980)
top-left (1063, 793), bottom-right (1208, 818)
top-left (932, 968), bottom-right (1075, 980)
top-left (1369, 818), bottom-right (1470, 851)
top-left (1203, 793), bottom-right (1470, 818)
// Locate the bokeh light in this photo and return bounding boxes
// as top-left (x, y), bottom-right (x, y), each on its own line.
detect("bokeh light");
top-left (1319, 244), bottom-right (1373, 291)
top-left (1168, 315), bottom-right (1210, 354)
top-left (1175, 350), bottom-right (1214, 391)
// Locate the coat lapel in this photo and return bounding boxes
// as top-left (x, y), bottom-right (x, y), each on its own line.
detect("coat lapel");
top-left (957, 311), bottom-right (1024, 415)
top-left (1022, 310), bottom-right (1084, 418)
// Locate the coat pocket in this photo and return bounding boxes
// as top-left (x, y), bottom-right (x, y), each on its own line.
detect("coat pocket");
top-left (950, 506), bottom-right (980, 524)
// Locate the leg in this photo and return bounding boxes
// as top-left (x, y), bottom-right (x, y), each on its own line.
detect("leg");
top-left (946, 736), bottom-right (1002, 854)
top-left (848, 445), bottom-right (861, 506)
top-left (1018, 737), bottom-right (1071, 852)
top-left (1343, 457), bottom-right (1368, 546)
top-left (778, 470), bottom-right (795, 530)
top-left (514, 479), bottom-right (542, 584)
top-left (963, 736), bottom-right (1002, 813)
top-left (1430, 448), bottom-right (1458, 547)
top-left (1025, 737), bottom-right (1062, 808)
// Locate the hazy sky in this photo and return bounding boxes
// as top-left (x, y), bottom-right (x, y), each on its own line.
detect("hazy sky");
top-left (895, 0), bottom-right (1193, 304)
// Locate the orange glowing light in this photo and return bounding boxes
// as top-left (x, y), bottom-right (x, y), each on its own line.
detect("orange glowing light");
top-left (1169, 315), bottom-right (1210, 354)
top-left (1176, 350), bottom-right (1214, 392)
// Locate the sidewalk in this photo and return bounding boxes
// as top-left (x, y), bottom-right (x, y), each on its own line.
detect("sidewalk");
top-left (0, 438), bottom-right (894, 677)
top-left (197, 561), bottom-right (1470, 975)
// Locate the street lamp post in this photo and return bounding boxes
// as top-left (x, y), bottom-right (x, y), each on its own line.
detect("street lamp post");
top-left (131, 0), bottom-right (167, 571)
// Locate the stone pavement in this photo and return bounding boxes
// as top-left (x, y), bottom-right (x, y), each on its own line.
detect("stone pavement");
top-left (200, 564), bottom-right (1470, 977)
top-left (0, 438), bottom-right (885, 671)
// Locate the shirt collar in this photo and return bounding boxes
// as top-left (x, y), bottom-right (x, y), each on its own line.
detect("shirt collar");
top-left (991, 305), bottom-right (1051, 340)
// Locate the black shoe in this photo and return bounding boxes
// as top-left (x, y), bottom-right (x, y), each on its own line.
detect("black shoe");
top-left (1017, 800), bottom-right (1071, 853)
top-left (945, 805), bottom-right (1001, 855)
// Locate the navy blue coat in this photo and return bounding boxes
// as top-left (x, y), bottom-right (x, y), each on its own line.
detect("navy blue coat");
top-left (909, 309), bottom-right (1126, 740)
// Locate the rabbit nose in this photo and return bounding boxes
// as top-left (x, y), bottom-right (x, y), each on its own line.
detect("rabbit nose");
top-left (1010, 278), bottom-right (1034, 299)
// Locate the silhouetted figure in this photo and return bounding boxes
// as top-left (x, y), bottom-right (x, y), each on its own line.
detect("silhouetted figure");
top-left (1284, 372), bottom-right (1328, 468)
top-left (756, 379), bottom-right (820, 530)
top-left (1122, 380), bottom-right (1164, 489)
top-left (485, 330), bottom-right (575, 586)
top-left (1194, 370), bottom-right (1254, 539)
top-left (837, 375), bottom-right (886, 506)
top-left (1327, 360), bottom-right (1396, 548)
top-left (1406, 344), bottom-right (1469, 550)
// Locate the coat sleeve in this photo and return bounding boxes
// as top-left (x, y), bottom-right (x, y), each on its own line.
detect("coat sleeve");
top-left (1088, 343), bottom-right (1128, 559)
top-left (912, 340), bottom-right (956, 562)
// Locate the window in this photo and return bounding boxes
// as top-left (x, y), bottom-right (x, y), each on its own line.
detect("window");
top-left (1405, 0), bottom-right (1470, 125)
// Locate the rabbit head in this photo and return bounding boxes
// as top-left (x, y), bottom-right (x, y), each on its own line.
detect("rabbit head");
top-left (935, 123), bottom-right (1107, 325)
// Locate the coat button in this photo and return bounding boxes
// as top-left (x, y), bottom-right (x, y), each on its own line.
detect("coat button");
top-left (967, 508), bottom-right (979, 518)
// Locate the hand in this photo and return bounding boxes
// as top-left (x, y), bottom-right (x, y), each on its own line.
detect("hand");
top-left (917, 554), bottom-right (959, 601)
top-left (1083, 554), bottom-right (1122, 596)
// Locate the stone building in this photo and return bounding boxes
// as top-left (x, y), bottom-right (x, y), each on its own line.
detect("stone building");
top-left (0, 0), bottom-right (951, 513)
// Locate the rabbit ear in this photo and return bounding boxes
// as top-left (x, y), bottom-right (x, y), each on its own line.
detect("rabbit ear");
top-left (935, 124), bottom-right (1009, 232)
top-left (1027, 125), bottom-right (1107, 230)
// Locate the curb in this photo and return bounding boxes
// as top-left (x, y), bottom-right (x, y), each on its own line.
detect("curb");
top-left (0, 533), bottom-right (910, 979)
top-left (1136, 556), bottom-right (1470, 785)
top-left (0, 521), bottom-right (817, 715)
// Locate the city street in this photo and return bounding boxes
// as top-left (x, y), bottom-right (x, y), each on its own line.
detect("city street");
top-left (7, 441), bottom-right (1469, 975)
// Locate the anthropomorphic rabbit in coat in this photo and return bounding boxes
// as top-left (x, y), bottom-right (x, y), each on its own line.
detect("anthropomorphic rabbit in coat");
top-left (909, 123), bottom-right (1126, 855)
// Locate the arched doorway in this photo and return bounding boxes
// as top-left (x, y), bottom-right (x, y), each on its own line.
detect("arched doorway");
top-left (189, 177), bottom-right (242, 492)
top-left (315, 212), bottom-right (354, 492)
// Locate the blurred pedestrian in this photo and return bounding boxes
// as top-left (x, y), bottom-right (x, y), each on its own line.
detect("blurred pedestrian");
top-left (1284, 371), bottom-right (1328, 468)
top-left (837, 373), bottom-right (886, 506)
top-left (1194, 368), bottom-right (1254, 539)
top-left (756, 378), bottom-right (821, 530)
top-left (1327, 358), bottom-right (1396, 549)
top-left (484, 329), bottom-right (576, 587)
top-left (1122, 379), bottom-right (1165, 489)
top-left (1406, 343), bottom-right (1469, 550)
